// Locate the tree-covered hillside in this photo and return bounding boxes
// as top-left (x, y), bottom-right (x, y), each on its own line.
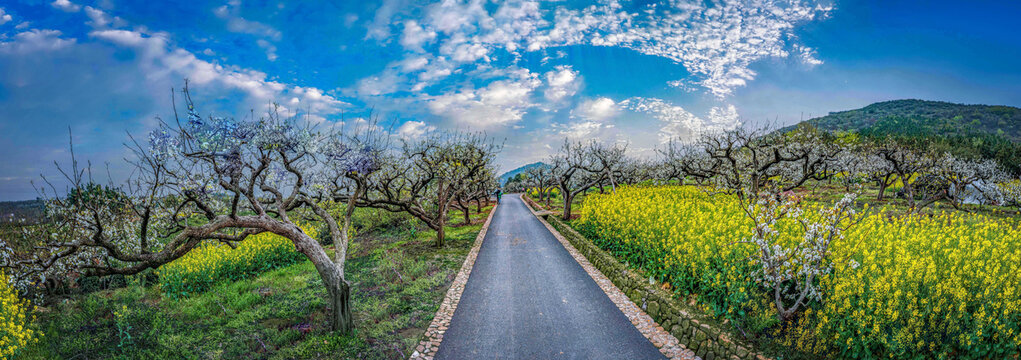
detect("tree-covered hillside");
top-left (793, 99), bottom-right (1021, 174)
top-left (499, 162), bottom-right (548, 186)
top-left (802, 99), bottom-right (1021, 139)
top-left (0, 199), bottom-right (45, 224)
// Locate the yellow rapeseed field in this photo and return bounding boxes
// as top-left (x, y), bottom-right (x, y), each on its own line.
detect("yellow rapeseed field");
top-left (575, 186), bottom-right (1021, 358)
top-left (157, 225), bottom-right (317, 298)
top-left (0, 270), bottom-right (38, 360)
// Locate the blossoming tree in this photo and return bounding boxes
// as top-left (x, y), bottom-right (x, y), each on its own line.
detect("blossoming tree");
top-left (0, 85), bottom-right (497, 334)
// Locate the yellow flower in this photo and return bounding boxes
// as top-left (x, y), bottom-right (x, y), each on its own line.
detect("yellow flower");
top-left (576, 185), bottom-right (1021, 358)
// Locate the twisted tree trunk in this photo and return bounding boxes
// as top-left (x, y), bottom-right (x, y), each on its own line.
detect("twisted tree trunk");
top-left (273, 219), bottom-right (354, 334)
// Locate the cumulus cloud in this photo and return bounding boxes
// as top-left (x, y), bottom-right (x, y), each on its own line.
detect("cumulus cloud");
top-left (0, 3), bottom-right (357, 200)
top-left (573, 97), bottom-right (619, 122)
top-left (543, 65), bottom-right (579, 102)
top-left (8, 26), bottom-right (344, 121)
top-left (397, 120), bottom-right (436, 139)
top-left (400, 20), bottom-right (436, 51)
top-left (426, 68), bottom-right (542, 128)
top-left (622, 97), bottom-right (740, 143)
top-left (84, 6), bottom-right (126, 29)
top-left (92, 24), bottom-right (333, 113)
top-left (0, 8), bottom-right (12, 26)
top-left (0, 29), bottom-right (77, 53)
top-left (51, 0), bottom-right (81, 12)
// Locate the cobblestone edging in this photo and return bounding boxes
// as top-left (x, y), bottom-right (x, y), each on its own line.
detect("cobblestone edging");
top-left (409, 204), bottom-right (498, 360)
top-left (522, 195), bottom-right (761, 360)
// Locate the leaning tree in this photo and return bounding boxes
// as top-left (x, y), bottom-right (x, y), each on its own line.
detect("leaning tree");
top-left (0, 86), bottom-right (393, 333)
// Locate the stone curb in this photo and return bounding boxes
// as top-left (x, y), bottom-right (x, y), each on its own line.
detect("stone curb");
top-left (409, 204), bottom-right (498, 360)
top-left (520, 194), bottom-right (698, 360)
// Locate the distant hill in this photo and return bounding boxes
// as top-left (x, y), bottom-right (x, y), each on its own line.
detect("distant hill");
top-left (0, 199), bottom-right (46, 224)
top-left (795, 99), bottom-right (1021, 140)
top-left (499, 162), bottom-right (548, 186)
top-left (789, 99), bottom-right (1021, 174)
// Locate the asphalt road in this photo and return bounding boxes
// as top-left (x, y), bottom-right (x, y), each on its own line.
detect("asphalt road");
top-left (434, 194), bottom-right (665, 360)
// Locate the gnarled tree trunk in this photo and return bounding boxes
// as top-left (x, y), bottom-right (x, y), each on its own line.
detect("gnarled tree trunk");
top-left (275, 220), bottom-right (353, 334)
top-left (562, 191), bottom-right (573, 220)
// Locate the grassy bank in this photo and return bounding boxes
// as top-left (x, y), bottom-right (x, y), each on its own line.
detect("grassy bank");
top-left (21, 206), bottom-right (492, 359)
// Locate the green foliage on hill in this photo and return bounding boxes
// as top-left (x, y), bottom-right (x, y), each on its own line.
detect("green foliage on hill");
top-left (803, 99), bottom-right (1021, 139)
top-left (498, 161), bottom-right (548, 186)
top-left (0, 200), bottom-right (45, 224)
top-left (797, 99), bottom-right (1021, 174)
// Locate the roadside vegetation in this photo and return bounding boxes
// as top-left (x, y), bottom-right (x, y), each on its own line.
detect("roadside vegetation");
top-left (575, 186), bottom-right (1020, 358)
top-left (518, 123), bottom-right (1021, 359)
top-left (0, 84), bottom-right (500, 359)
top-left (22, 207), bottom-right (490, 359)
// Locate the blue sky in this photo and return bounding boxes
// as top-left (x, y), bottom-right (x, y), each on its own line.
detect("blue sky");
top-left (1, 0), bottom-right (1020, 200)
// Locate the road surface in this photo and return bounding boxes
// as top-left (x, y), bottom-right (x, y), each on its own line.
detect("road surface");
top-left (435, 194), bottom-right (664, 360)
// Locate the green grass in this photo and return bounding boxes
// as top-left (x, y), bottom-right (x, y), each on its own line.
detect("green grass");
top-left (22, 207), bottom-right (492, 360)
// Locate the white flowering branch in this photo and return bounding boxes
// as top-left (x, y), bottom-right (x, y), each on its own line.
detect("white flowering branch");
top-left (736, 189), bottom-right (868, 321)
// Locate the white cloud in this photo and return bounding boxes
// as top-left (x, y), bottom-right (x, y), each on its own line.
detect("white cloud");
top-left (528, 0), bottom-right (831, 97)
top-left (0, 29), bottom-right (77, 54)
top-left (343, 13), bottom-right (359, 28)
top-left (573, 97), bottom-right (618, 122)
top-left (356, 70), bottom-right (403, 96)
top-left (480, 80), bottom-right (535, 106)
top-left (84, 6), bottom-right (126, 29)
top-left (399, 56), bottom-right (429, 72)
top-left (84, 6), bottom-right (109, 27)
top-left (213, 1), bottom-right (282, 41)
top-left (397, 120), bottom-right (436, 139)
top-left (543, 65), bottom-right (579, 102)
top-left (86, 28), bottom-right (345, 115)
top-left (622, 97), bottom-right (740, 143)
top-left (367, 0), bottom-right (830, 99)
top-left (400, 20), bottom-right (436, 51)
top-left (416, 57), bottom-right (453, 82)
top-left (707, 104), bottom-right (741, 128)
top-left (15, 22), bottom-right (30, 30)
top-left (365, 0), bottom-right (401, 41)
top-left (202, 48), bottom-right (215, 56)
top-left (426, 68), bottom-right (542, 128)
top-left (256, 39), bottom-right (277, 61)
top-left (0, 8), bottom-right (12, 26)
top-left (51, 0), bottom-right (81, 12)
top-left (212, 1), bottom-right (281, 62)
top-left (554, 120), bottom-right (612, 140)
top-left (794, 44), bottom-right (823, 66)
